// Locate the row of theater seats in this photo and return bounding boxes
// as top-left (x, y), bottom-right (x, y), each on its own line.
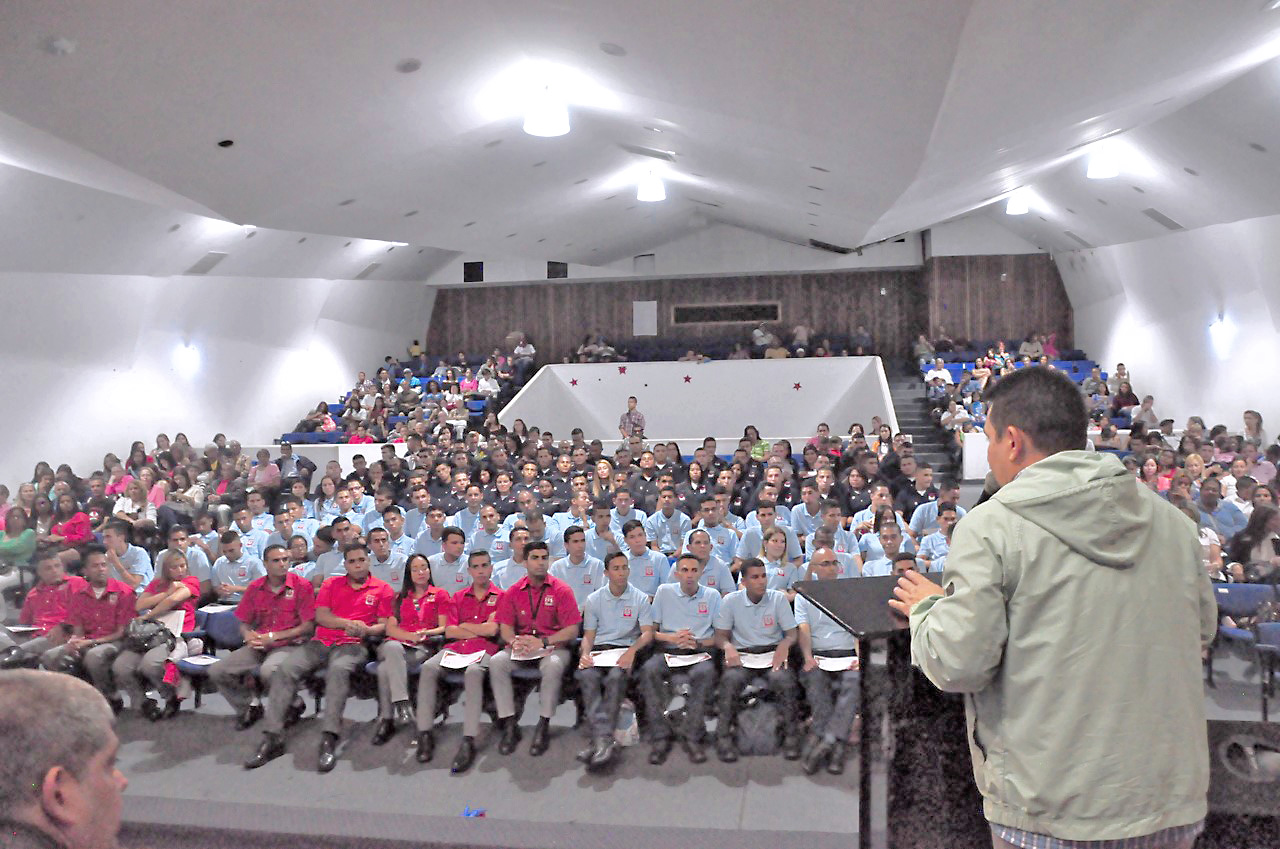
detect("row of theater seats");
top-left (1206, 582), bottom-right (1280, 721)
top-left (922, 359), bottom-right (1101, 385)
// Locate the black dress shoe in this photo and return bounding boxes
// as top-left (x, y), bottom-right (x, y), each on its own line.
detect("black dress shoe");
top-left (529, 718), bottom-right (551, 757)
top-left (108, 696), bottom-right (125, 716)
top-left (244, 733), bottom-right (285, 769)
top-left (715, 737), bottom-right (739, 763)
top-left (371, 718), bottom-right (396, 746)
top-left (317, 732), bottom-right (339, 773)
top-left (681, 738), bottom-right (707, 764)
top-left (576, 742), bottom-right (597, 764)
top-left (498, 718), bottom-right (522, 755)
top-left (451, 737), bottom-right (476, 774)
top-left (235, 704), bottom-right (264, 730)
top-left (782, 733), bottom-right (803, 761)
top-left (141, 697), bottom-right (162, 722)
top-left (803, 739), bottom-right (834, 775)
top-left (283, 696), bottom-right (306, 728)
top-left (648, 738), bottom-right (673, 765)
top-left (588, 739), bottom-right (618, 771)
top-left (826, 741), bottom-right (848, 775)
top-left (393, 700), bottom-right (416, 726)
top-left (159, 694), bottom-right (181, 720)
top-left (415, 730), bottom-right (434, 763)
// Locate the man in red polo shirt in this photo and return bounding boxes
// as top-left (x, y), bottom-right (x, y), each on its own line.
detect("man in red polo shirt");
top-left (40, 545), bottom-right (136, 712)
top-left (491, 541), bottom-right (581, 757)
top-left (0, 553), bottom-right (86, 660)
top-left (245, 542), bottom-right (393, 773)
top-left (211, 545), bottom-right (316, 760)
top-left (415, 550), bottom-right (503, 773)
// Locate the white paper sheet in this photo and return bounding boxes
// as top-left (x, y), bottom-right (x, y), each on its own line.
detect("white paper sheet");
top-left (440, 650), bottom-right (487, 669)
top-left (589, 648), bottom-right (628, 667)
top-left (739, 652), bottom-right (775, 669)
top-left (198, 603), bottom-right (237, 613)
top-left (511, 645), bottom-right (552, 662)
top-left (815, 655), bottom-right (859, 672)
top-left (6, 626), bottom-right (40, 635)
top-left (179, 654), bottom-right (221, 667)
top-left (664, 652), bottom-right (710, 668)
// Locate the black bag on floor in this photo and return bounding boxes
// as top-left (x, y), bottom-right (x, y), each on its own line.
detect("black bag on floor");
top-left (735, 691), bottom-right (780, 756)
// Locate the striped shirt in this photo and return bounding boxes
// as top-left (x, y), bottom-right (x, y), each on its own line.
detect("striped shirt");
top-left (992, 821), bottom-right (1203, 849)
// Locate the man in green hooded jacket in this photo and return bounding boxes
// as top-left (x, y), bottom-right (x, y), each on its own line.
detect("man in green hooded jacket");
top-left (892, 366), bottom-right (1216, 849)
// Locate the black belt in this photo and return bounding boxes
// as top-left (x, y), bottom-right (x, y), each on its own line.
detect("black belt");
top-left (813, 648), bottom-right (856, 658)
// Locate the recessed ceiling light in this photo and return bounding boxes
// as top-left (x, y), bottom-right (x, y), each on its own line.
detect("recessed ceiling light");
top-left (1249, 142), bottom-right (1268, 152)
top-left (167, 224), bottom-right (181, 232)
top-left (808, 185), bottom-right (824, 191)
top-left (1005, 190), bottom-right (1029, 215)
top-left (1184, 167), bottom-right (1199, 176)
top-left (532, 161), bottom-right (546, 167)
top-left (1265, 0), bottom-right (1280, 11)
top-left (484, 139), bottom-right (502, 148)
top-left (1132, 186), bottom-right (1144, 193)
top-left (810, 165), bottom-right (830, 173)
top-left (395, 58), bottom-right (422, 73)
top-left (297, 237), bottom-right (307, 243)
top-left (808, 201), bottom-right (821, 206)
top-left (344, 241), bottom-right (352, 246)
top-left (338, 198), bottom-right (356, 206)
top-left (217, 139), bottom-right (234, 148)
top-left (600, 42), bottom-right (627, 56)
top-left (524, 86), bottom-right (570, 137)
top-left (637, 171), bottom-right (665, 202)
top-left (404, 210), bottom-right (418, 217)
top-left (1097, 198), bottom-right (1107, 205)
top-left (537, 238), bottom-right (546, 243)
top-left (644, 126), bottom-right (663, 133)
top-left (463, 221), bottom-right (475, 227)
top-left (506, 233), bottom-right (517, 238)
top-left (389, 241), bottom-right (408, 247)
top-left (1085, 140), bottom-right (1120, 178)
top-left (574, 178), bottom-right (588, 184)
top-left (807, 212), bottom-right (819, 217)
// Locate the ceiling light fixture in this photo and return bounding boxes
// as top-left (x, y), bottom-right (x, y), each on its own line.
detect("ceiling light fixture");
top-left (523, 85), bottom-right (570, 137)
top-left (1005, 190), bottom-right (1029, 215)
top-left (389, 241), bottom-right (408, 247)
top-left (1209, 313), bottom-right (1237, 359)
top-left (637, 170), bottom-right (666, 202)
top-left (1086, 140), bottom-right (1120, 179)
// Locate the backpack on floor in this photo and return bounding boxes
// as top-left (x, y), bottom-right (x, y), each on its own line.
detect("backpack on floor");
top-left (735, 695), bottom-right (780, 756)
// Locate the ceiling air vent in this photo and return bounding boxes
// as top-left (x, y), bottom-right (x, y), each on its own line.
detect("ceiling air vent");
top-left (354, 262), bottom-right (381, 280)
top-left (808, 239), bottom-right (855, 255)
top-left (1062, 231), bottom-right (1094, 249)
top-left (1141, 208), bottom-right (1184, 231)
top-left (617, 142), bottom-right (676, 163)
top-left (184, 252), bottom-right (227, 275)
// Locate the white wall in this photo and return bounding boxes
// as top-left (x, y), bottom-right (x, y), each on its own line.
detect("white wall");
top-left (926, 216), bottom-right (1045, 257)
top-left (1057, 210), bottom-right (1280, 434)
top-left (499, 358), bottom-right (898, 445)
top-left (0, 272), bottom-right (434, 491)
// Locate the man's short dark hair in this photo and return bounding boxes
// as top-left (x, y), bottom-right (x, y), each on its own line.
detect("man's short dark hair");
top-left (739, 557), bottom-right (766, 579)
top-left (983, 366), bottom-right (1088, 455)
top-left (563, 525), bottom-right (585, 543)
top-left (621, 518), bottom-right (645, 537)
top-left (330, 516), bottom-right (350, 530)
top-left (467, 550), bottom-right (491, 565)
top-left (343, 542), bottom-right (368, 558)
top-left (523, 540), bottom-right (549, 558)
top-left (440, 526), bottom-right (465, 543)
top-left (262, 544), bottom-right (287, 560)
top-left (604, 551), bottom-right (627, 569)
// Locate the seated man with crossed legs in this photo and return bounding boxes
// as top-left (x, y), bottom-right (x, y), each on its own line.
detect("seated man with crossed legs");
top-left (796, 548), bottom-right (860, 775)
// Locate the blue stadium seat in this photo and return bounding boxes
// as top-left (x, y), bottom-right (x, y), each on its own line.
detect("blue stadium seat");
top-left (1258, 622), bottom-right (1280, 720)
top-left (1207, 583), bottom-right (1277, 687)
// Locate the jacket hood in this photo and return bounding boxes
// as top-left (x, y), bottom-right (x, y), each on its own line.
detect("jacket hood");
top-left (992, 451), bottom-right (1155, 568)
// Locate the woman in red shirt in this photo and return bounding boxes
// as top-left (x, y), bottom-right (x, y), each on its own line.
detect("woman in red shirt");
top-left (371, 554), bottom-right (450, 745)
top-left (111, 550), bottom-right (202, 721)
top-left (44, 492), bottom-right (92, 571)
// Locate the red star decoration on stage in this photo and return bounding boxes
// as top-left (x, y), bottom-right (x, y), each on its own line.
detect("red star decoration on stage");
top-left (793, 382), bottom-right (802, 390)
top-left (570, 378), bottom-right (578, 386)
top-left (617, 366), bottom-right (627, 374)
top-left (683, 375), bottom-right (692, 383)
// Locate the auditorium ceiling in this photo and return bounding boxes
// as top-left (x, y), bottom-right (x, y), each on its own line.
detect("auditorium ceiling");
top-left (0, 0), bottom-right (1278, 264)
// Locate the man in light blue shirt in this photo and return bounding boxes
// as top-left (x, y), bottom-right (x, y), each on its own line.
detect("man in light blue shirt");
top-left (232, 506), bottom-right (271, 561)
top-left (551, 527), bottom-right (605, 609)
top-left (803, 500), bottom-right (858, 558)
top-left (102, 522), bottom-right (153, 593)
top-left (609, 488), bottom-right (648, 535)
top-left (284, 497), bottom-right (320, 543)
top-left (671, 529), bottom-right (735, 595)
top-left (796, 550), bottom-right (860, 775)
top-left (1198, 477), bottom-right (1247, 541)
top-left (367, 527), bottom-right (408, 593)
top-left (323, 489), bottom-right (363, 528)
top-left (575, 551), bottom-right (655, 770)
top-left (266, 510), bottom-right (310, 551)
top-left (524, 509), bottom-right (566, 560)
top-left (310, 516), bottom-right (359, 588)
top-left (640, 555), bottom-right (721, 765)
top-left (246, 491), bottom-right (275, 533)
top-left (712, 558), bottom-right (800, 762)
top-left (915, 504), bottom-right (957, 572)
top-left (804, 534), bottom-right (862, 581)
top-left (499, 490), bottom-right (540, 533)
top-left (644, 487), bottom-right (692, 555)
top-left (382, 506), bottom-right (416, 559)
top-left (907, 481), bottom-right (966, 539)
top-left (789, 482), bottom-right (824, 541)
top-left (681, 494), bottom-right (738, 565)
top-left (622, 519), bottom-right (671, 598)
top-left (491, 528), bottom-right (530, 590)
top-left (427, 527), bottom-right (470, 595)
top-left (346, 478), bottom-right (375, 516)
top-left (465, 505), bottom-right (510, 562)
top-left (861, 522), bottom-right (909, 577)
top-left (447, 485), bottom-right (486, 537)
top-left (550, 491), bottom-right (593, 539)
top-left (360, 488), bottom-right (397, 534)
top-left (413, 506), bottom-right (449, 558)
top-left (157, 526), bottom-right (211, 584)
top-left (585, 504), bottom-right (622, 565)
top-left (404, 485), bottom-right (433, 539)
top-left (208, 533), bottom-right (266, 602)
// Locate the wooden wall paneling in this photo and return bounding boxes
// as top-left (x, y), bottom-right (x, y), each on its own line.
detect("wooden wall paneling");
top-left (925, 254), bottom-right (1072, 351)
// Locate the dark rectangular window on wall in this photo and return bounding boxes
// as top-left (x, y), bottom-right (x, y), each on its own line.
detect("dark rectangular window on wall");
top-left (463, 261), bottom-right (484, 283)
top-left (672, 302), bottom-right (780, 325)
top-left (547, 261), bottom-right (568, 279)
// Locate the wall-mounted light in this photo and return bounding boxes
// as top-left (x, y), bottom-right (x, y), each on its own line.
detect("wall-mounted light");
top-left (637, 170), bottom-right (666, 202)
top-left (523, 85), bottom-right (570, 137)
top-left (1208, 313), bottom-right (1237, 359)
top-left (172, 342), bottom-right (201, 377)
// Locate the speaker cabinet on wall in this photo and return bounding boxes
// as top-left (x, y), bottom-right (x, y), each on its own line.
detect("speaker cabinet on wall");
top-left (463, 261), bottom-right (484, 283)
